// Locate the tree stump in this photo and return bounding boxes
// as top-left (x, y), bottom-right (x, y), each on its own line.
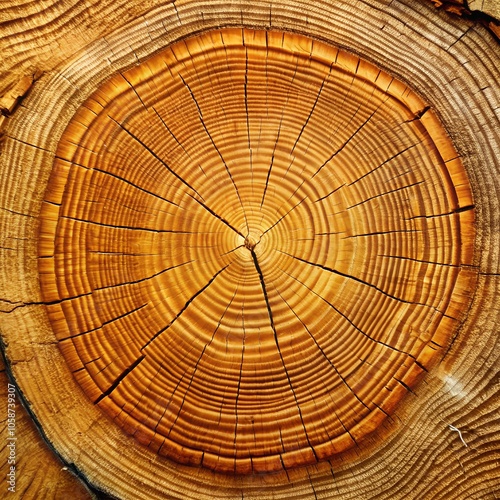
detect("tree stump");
top-left (1, 1), bottom-right (499, 499)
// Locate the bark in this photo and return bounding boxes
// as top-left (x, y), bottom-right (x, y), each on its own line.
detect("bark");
top-left (0, 357), bottom-right (95, 498)
top-left (0, 1), bottom-right (499, 499)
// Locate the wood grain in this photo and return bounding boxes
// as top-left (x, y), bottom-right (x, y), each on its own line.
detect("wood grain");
top-left (37, 28), bottom-right (476, 474)
top-left (0, 0), bottom-right (499, 498)
top-left (0, 358), bottom-right (94, 499)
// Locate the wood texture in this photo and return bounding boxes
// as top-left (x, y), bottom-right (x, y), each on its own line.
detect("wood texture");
top-left (0, 358), bottom-right (94, 499)
top-left (38, 27), bottom-right (475, 474)
top-left (1, 0), bottom-right (499, 499)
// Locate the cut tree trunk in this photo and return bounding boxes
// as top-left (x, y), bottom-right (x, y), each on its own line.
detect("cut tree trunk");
top-left (1, 1), bottom-right (499, 499)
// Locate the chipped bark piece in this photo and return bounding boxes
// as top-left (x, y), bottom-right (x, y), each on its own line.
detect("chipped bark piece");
top-left (37, 28), bottom-right (475, 474)
top-left (428, 0), bottom-right (469, 14)
top-left (422, 0), bottom-right (465, 16)
top-left (488, 20), bottom-right (500, 39)
top-left (0, 75), bottom-right (33, 114)
top-left (0, 113), bottom-right (7, 135)
top-left (426, 0), bottom-right (500, 39)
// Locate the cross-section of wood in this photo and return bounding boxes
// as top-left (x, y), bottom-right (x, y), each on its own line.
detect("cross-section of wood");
top-left (1, 1), bottom-right (499, 499)
top-left (37, 28), bottom-right (475, 474)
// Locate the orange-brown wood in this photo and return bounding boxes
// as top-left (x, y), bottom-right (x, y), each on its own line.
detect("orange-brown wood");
top-left (37, 28), bottom-right (476, 474)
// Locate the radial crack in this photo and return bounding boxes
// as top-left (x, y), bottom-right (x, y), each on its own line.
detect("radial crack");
top-left (234, 298), bottom-right (246, 447)
top-left (93, 260), bottom-right (195, 292)
top-left (140, 263), bottom-right (231, 351)
top-left (346, 143), bottom-right (419, 187)
top-left (378, 254), bottom-right (461, 267)
top-left (261, 196), bottom-right (307, 237)
top-left (275, 287), bottom-right (370, 413)
top-left (344, 228), bottom-right (421, 238)
top-left (406, 204), bottom-right (475, 220)
top-left (281, 267), bottom-right (414, 357)
top-left (346, 181), bottom-right (425, 210)
top-left (291, 75), bottom-right (328, 155)
top-left (120, 73), bottom-right (148, 109)
top-left (60, 215), bottom-right (188, 233)
top-left (108, 116), bottom-right (246, 238)
top-left (94, 355), bottom-right (145, 404)
top-left (279, 251), bottom-right (411, 305)
top-left (2, 290), bottom-right (95, 313)
top-left (58, 303), bottom-right (148, 341)
top-left (311, 99), bottom-right (388, 181)
top-left (250, 248), bottom-right (318, 461)
top-left (166, 278), bottom-right (242, 439)
top-left (178, 74), bottom-right (249, 234)
top-left (260, 104), bottom-right (286, 208)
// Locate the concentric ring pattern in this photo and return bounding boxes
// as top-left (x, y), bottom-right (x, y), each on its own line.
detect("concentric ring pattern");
top-left (38, 28), bottom-right (475, 474)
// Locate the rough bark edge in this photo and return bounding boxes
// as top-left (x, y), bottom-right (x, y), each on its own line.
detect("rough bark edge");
top-left (426, 0), bottom-right (500, 39)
